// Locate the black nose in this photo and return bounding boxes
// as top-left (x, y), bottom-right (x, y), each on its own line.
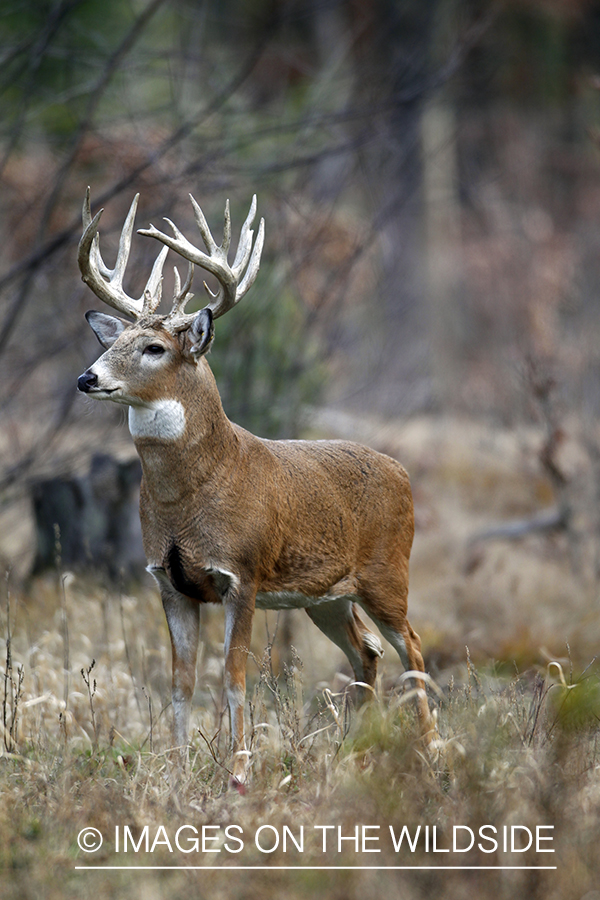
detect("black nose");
top-left (77, 370), bottom-right (98, 392)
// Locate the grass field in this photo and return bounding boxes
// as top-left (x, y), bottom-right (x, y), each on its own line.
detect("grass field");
top-left (2, 413), bottom-right (600, 900)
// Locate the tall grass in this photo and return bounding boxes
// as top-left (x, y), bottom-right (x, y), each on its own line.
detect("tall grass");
top-left (1, 570), bottom-right (599, 900)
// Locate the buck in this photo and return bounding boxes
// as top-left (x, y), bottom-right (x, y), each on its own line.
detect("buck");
top-left (76, 188), bottom-right (431, 784)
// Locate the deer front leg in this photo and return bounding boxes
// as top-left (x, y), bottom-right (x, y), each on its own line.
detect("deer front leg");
top-left (223, 594), bottom-right (254, 785)
top-left (149, 566), bottom-right (200, 753)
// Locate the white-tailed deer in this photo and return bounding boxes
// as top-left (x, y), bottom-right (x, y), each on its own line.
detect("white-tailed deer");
top-left (77, 188), bottom-right (431, 783)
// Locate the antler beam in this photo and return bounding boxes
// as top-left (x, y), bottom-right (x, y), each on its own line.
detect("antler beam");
top-left (138, 194), bottom-right (265, 320)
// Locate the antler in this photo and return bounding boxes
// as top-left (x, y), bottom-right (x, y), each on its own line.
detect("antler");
top-left (138, 194), bottom-right (265, 321)
top-left (78, 187), bottom-right (169, 320)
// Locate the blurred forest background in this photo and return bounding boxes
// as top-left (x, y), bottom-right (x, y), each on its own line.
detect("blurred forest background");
top-left (3, 0), bottom-right (600, 662)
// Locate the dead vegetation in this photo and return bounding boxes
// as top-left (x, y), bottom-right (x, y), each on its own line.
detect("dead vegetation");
top-left (1, 564), bottom-right (599, 900)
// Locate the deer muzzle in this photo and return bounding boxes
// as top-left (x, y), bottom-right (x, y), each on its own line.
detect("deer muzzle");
top-left (77, 370), bottom-right (99, 392)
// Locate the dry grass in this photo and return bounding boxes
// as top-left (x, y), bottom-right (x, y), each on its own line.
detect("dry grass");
top-left (1, 566), bottom-right (600, 900)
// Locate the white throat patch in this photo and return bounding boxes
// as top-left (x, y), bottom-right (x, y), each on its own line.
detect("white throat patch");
top-left (128, 399), bottom-right (186, 440)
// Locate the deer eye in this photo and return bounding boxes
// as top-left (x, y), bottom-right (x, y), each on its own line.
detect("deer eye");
top-left (144, 344), bottom-right (165, 356)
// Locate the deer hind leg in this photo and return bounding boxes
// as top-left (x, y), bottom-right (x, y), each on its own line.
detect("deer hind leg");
top-left (149, 566), bottom-right (200, 753)
top-left (306, 598), bottom-right (384, 698)
top-left (357, 570), bottom-right (433, 741)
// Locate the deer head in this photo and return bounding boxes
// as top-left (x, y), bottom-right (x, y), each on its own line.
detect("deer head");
top-left (77, 188), bottom-right (265, 417)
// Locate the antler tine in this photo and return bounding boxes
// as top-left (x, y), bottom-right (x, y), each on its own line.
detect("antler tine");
top-left (237, 215), bottom-right (265, 298)
top-left (231, 194), bottom-right (257, 273)
top-left (168, 262), bottom-right (195, 320)
top-left (81, 187), bottom-right (111, 279)
top-left (141, 244), bottom-right (170, 316)
top-left (113, 192), bottom-right (139, 289)
top-left (189, 195), bottom-right (232, 258)
top-left (78, 188), bottom-right (169, 320)
top-left (173, 266), bottom-right (182, 301)
top-left (222, 200), bottom-right (232, 256)
top-left (138, 194), bottom-right (264, 320)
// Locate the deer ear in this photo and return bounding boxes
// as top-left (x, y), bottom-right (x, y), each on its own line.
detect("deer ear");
top-left (187, 307), bottom-right (214, 358)
top-left (85, 310), bottom-right (127, 349)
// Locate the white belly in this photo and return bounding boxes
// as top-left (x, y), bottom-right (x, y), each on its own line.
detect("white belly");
top-left (255, 590), bottom-right (354, 611)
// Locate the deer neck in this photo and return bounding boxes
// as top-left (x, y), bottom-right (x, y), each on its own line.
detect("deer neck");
top-left (128, 364), bottom-right (238, 504)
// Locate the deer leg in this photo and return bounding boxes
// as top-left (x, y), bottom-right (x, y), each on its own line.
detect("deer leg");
top-left (149, 567), bottom-right (200, 752)
top-left (377, 618), bottom-right (432, 740)
top-left (357, 570), bottom-right (433, 741)
top-left (306, 598), bottom-right (383, 698)
top-left (223, 596), bottom-right (254, 785)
